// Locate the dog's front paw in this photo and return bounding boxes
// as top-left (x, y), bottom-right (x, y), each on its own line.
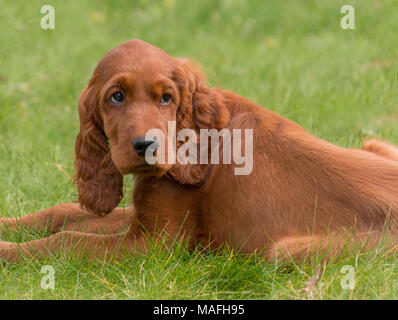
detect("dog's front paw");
top-left (0, 241), bottom-right (19, 263)
top-left (0, 218), bottom-right (18, 238)
top-left (0, 218), bottom-right (17, 228)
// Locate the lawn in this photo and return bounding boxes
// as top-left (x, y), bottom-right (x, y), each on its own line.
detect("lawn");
top-left (0, 0), bottom-right (397, 299)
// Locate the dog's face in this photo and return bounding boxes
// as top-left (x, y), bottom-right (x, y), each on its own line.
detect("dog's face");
top-left (74, 39), bottom-right (229, 215)
top-left (95, 41), bottom-right (180, 177)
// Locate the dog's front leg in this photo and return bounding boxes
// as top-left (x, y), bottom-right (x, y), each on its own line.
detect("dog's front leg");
top-left (0, 203), bottom-right (88, 234)
top-left (0, 230), bottom-right (142, 263)
top-left (0, 203), bottom-right (134, 235)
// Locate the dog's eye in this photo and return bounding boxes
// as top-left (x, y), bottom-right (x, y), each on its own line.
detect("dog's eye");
top-left (160, 94), bottom-right (171, 106)
top-left (110, 91), bottom-right (125, 105)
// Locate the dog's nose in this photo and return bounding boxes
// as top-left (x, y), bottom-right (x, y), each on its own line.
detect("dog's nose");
top-left (132, 137), bottom-right (157, 157)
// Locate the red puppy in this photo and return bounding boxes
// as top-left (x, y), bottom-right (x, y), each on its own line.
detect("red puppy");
top-left (1, 39), bottom-right (398, 262)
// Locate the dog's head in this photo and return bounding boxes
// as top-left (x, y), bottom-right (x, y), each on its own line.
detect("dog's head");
top-left (74, 39), bottom-right (230, 215)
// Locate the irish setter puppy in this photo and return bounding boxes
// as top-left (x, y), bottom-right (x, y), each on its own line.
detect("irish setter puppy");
top-left (1, 39), bottom-right (398, 263)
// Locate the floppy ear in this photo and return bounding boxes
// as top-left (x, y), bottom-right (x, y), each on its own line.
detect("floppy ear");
top-left (173, 58), bottom-right (230, 132)
top-left (169, 59), bottom-right (230, 185)
top-left (74, 87), bottom-right (123, 215)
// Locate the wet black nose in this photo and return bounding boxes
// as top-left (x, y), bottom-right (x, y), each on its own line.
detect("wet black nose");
top-left (132, 137), bottom-right (157, 157)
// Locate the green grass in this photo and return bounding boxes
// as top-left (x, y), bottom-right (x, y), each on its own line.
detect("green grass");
top-left (0, 0), bottom-right (397, 299)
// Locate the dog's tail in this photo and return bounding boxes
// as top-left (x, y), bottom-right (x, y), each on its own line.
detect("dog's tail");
top-left (363, 139), bottom-right (398, 162)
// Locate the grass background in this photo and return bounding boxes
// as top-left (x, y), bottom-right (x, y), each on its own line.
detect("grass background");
top-left (0, 0), bottom-right (397, 299)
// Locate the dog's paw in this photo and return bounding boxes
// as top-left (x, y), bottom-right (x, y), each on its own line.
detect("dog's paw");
top-left (0, 241), bottom-right (19, 263)
top-left (0, 218), bottom-right (18, 238)
top-left (0, 217), bottom-right (17, 227)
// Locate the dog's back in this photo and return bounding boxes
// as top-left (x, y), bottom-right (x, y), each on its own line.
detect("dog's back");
top-left (200, 95), bottom-right (398, 256)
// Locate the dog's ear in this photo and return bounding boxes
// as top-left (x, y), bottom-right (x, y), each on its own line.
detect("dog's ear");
top-left (169, 59), bottom-right (230, 185)
top-left (173, 58), bottom-right (229, 132)
top-left (74, 86), bottom-right (123, 215)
